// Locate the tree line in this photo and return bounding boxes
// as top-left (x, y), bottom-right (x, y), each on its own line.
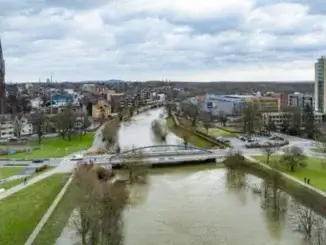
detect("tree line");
top-left (5, 103), bottom-right (93, 144)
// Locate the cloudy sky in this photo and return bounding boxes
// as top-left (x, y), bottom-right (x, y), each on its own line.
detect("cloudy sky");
top-left (1, 0), bottom-right (326, 82)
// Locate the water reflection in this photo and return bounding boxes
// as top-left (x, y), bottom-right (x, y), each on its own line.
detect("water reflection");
top-left (113, 109), bottom-right (325, 245)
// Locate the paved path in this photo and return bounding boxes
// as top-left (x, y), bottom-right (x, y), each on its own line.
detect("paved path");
top-left (0, 168), bottom-right (57, 200)
top-left (245, 155), bottom-right (326, 198)
top-left (24, 175), bottom-right (74, 245)
top-left (0, 125), bottom-right (103, 200)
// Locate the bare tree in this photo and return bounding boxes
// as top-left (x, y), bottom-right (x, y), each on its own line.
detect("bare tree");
top-left (80, 113), bottom-right (91, 136)
top-left (261, 147), bottom-right (278, 165)
top-left (218, 110), bottom-right (228, 126)
top-left (97, 180), bottom-right (128, 245)
top-left (240, 102), bottom-right (262, 134)
top-left (30, 111), bottom-right (49, 144)
top-left (13, 114), bottom-right (22, 140)
top-left (73, 166), bottom-right (98, 245)
top-left (292, 201), bottom-right (318, 239)
top-left (56, 103), bottom-right (77, 141)
top-left (203, 121), bottom-right (211, 134)
top-left (182, 102), bottom-right (200, 127)
top-left (281, 146), bottom-right (307, 172)
top-left (72, 164), bottom-right (129, 245)
top-left (102, 118), bottom-right (119, 150)
top-left (121, 149), bottom-right (150, 184)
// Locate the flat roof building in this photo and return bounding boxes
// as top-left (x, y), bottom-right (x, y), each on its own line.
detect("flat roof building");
top-left (0, 38), bottom-right (5, 114)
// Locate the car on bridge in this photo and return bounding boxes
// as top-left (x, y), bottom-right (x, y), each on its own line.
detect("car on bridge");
top-left (71, 154), bottom-right (84, 161)
top-left (32, 159), bottom-right (44, 164)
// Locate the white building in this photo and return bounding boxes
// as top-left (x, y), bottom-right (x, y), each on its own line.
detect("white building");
top-left (82, 84), bottom-right (96, 93)
top-left (262, 111), bottom-right (324, 128)
top-left (0, 115), bottom-right (33, 140)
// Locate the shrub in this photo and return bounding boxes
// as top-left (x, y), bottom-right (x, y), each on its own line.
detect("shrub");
top-left (35, 165), bottom-right (48, 173)
top-left (96, 167), bottom-right (114, 181)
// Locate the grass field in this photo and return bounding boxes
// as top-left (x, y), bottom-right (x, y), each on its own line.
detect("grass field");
top-left (253, 155), bottom-right (326, 191)
top-left (197, 127), bottom-right (237, 137)
top-left (0, 167), bottom-right (53, 190)
top-left (166, 118), bottom-right (215, 148)
top-left (0, 167), bottom-right (24, 179)
top-left (33, 183), bottom-right (76, 245)
top-left (3, 133), bottom-right (94, 159)
top-left (0, 174), bottom-right (69, 245)
top-left (310, 148), bottom-right (326, 153)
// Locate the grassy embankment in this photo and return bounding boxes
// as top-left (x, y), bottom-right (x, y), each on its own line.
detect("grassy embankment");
top-left (0, 174), bottom-right (69, 245)
top-left (0, 167), bottom-right (25, 179)
top-left (2, 133), bottom-right (94, 159)
top-left (32, 182), bottom-right (76, 245)
top-left (253, 155), bottom-right (326, 192)
top-left (0, 167), bottom-right (53, 190)
top-left (166, 117), bottom-right (215, 148)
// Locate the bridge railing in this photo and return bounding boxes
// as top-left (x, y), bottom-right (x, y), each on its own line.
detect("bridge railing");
top-left (109, 144), bottom-right (213, 161)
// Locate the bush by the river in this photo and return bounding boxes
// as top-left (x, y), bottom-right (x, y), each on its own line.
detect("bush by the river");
top-left (35, 165), bottom-right (48, 173)
top-left (151, 119), bottom-right (167, 140)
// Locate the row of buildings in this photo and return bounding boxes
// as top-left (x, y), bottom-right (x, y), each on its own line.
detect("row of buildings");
top-left (183, 89), bottom-right (321, 129)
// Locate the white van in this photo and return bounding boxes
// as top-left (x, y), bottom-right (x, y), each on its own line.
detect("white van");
top-left (71, 154), bottom-right (84, 161)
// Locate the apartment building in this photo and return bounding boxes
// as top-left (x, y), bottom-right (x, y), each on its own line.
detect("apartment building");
top-left (288, 92), bottom-right (314, 110)
top-left (0, 115), bottom-right (33, 140)
top-left (315, 56), bottom-right (326, 113)
top-left (262, 111), bottom-right (324, 128)
top-left (92, 100), bottom-right (111, 120)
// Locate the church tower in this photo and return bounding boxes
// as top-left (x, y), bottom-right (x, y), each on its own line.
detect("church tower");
top-left (0, 38), bottom-right (5, 114)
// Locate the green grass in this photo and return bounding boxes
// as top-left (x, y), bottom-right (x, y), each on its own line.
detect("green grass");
top-left (3, 133), bottom-right (94, 159)
top-left (310, 148), bottom-right (326, 153)
top-left (0, 167), bottom-right (54, 190)
top-left (166, 118), bottom-right (215, 149)
top-left (0, 167), bottom-right (24, 179)
top-left (253, 155), bottom-right (326, 191)
top-left (198, 127), bottom-right (237, 137)
top-left (33, 182), bottom-right (76, 245)
top-left (0, 174), bottom-right (69, 245)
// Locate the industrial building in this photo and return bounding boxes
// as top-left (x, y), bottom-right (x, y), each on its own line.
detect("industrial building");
top-left (191, 94), bottom-right (280, 116)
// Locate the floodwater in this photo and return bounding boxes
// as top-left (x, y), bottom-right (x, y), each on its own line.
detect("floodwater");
top-left (57, 108), bottom-right (322, 245)
top-left (117, 109), bottom-right (312, 245)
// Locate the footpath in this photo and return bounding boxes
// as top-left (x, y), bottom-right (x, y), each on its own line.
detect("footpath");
top-left (24, 174), bottom-right (74, 245)
top-left (244, 155), bottom-right (326, 198)
top-left (0, 168), bottom-right (57, 200)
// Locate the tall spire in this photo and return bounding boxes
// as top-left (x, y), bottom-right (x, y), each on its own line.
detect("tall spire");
top-left (0, 38), bottom-right (5, 76)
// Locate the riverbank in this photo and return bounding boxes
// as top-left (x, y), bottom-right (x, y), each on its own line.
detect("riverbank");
top-left (166, 115), bottom-right (228, 148)
top-left (166, 117), bottom-right (215, 148)
top-left (243, 155), bottom-right (326, 217)
top-left (21, 108), bottom-right (326, 245)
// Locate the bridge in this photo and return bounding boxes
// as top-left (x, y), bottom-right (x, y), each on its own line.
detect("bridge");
top-left (85, 144), bottom-right (231, 167)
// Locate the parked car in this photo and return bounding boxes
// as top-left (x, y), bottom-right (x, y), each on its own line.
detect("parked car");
top-left (216, 136), bottom-right (230, 143)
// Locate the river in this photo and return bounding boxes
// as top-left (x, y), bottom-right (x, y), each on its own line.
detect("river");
top-left (56, 108), bottom-right (322, 245)
top-left (117, 108), bottom-right (317, 245)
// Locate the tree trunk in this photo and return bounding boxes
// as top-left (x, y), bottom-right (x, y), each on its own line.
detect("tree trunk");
top-left (38, 134), bottom-right (42, 145)
top-left (81, 233), bottom-right (87, 245)
top-left (290, 164), bottom-right (294, 172)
